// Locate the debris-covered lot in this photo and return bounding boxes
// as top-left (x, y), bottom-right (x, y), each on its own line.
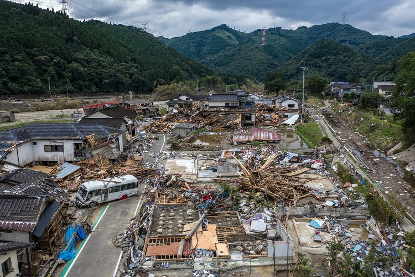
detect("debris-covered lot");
top-left (1, 96), bottom-right (415, 277)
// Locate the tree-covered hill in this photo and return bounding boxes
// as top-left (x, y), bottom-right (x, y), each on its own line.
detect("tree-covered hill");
top-left (162, 23), bottom-right (414, 81)
top-left (279, 39), bottom-right (376, 82)
top-left (0, 0), bottom-right (211, 95)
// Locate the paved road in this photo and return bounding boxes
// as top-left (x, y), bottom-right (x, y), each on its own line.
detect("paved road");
top-left (63, 197), bottom-right (140, 277)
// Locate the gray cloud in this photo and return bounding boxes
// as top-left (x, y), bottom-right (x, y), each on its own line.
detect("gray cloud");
top-left (12, 0), bottom-right (415, 37)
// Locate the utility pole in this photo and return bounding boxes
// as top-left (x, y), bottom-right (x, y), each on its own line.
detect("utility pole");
top-left (301, 67), bottom-right (307, 123)
top-left (48, 77), bottom-right (51, 92)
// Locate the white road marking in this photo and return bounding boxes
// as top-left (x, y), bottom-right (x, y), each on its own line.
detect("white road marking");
top-left (63, 205), bottom-right (109, 277)
top-left (112, 250), bottom-right (123, 277)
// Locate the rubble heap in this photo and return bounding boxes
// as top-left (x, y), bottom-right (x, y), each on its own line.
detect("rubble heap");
top-left (232, 154), bottom-right (310, 203)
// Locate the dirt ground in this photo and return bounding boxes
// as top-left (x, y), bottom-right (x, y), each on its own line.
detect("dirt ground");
top-left (15, 108), bottom-right (80, 121)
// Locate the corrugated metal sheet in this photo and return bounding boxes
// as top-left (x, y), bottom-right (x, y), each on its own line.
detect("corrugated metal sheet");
top-left (231, 127), bottom-right (280, 143)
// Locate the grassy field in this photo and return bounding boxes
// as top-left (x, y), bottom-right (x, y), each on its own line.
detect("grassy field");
top-left (295, 121), bottom-right (324, 148)
top-left (339, 109), bottom-right (403, 151)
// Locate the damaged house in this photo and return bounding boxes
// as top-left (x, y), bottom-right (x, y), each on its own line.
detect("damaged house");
top-left (0, 123), bottom-right (125, 167)
top-left (81, 106), bottom-right (138, 135)
top-left (0, 169), bottom-right (66, 276)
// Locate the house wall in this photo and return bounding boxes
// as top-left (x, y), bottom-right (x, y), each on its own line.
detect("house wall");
top-left (0, 230), bottom-right (30, 243)
top-left (5, 142), bottom-right (34, 166)
top-left (0, 249), bottom-right (19, 277)
top-left (208, 101), bottom-right (239, 108)
top-left (32, 140), bottom-right (83, 163)
top-left (280, 100), bottom-right (299, 110)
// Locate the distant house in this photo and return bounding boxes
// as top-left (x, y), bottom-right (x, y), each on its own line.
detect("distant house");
top-left (275, 96), bottom-right (300, 119)
top-left (166, 99), bottom-right (193, 109)
top-left (330, 82), bottom-right (362, 95)
top-left (0, 123), bottom-right (125, 166)
top-left (0, 111), bottom-right (15, 122)
top-left (208, 94), bottom-right (240, 109)
top-left (378, 84), bottom-right (395, 97)
top-left (167, 94), bottom-right (210, 110)
top-left (173, 123), bottom-right (197, 138)
top-left (80, 106), bottom-right (138, 135)
top-left (275, 96), bottom-right (299, 110)
top-left (78, 117), bottom-right (128, 132)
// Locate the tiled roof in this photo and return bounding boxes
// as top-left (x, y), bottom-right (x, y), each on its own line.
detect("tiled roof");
top-left (98, 106), bottom-right (137, 121)
top-left (0, 142), bottom-right (14, 161)
top-left (0, 241), bottom-right (33, 253)
top-left (0, 123), bottom-right (123, 143)
top-left (0, 169), bottom-right (65, 199)
top-left (209, 94), bottom-right (239, 102)
top-left (78, 117), bottom-right (126, 129)
top-left (0, 195), bottom-right (45, 232)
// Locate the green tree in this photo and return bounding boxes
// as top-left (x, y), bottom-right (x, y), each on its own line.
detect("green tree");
top-left (306, 75), bottom-right (328, 96)
top-left (395, 52), bottom-right (415, 96)
top-left (358, 92), bottom-right (384, 109)
top-left (265, 71), bottom-right (286, 94)
top-left (293, 253), bottom-right (313, 276)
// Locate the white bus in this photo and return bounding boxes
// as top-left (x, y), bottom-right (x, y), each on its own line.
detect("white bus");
top-left (76, 175), bottom-right (140, 207)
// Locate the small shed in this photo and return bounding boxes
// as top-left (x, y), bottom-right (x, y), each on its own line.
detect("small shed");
top-left (173, 123), bottom-right (197, 138)
top-left (0, 111), bottom-right (15, 122)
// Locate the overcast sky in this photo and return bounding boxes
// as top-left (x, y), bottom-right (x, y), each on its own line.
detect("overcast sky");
top-left (13, 0), bottom-right (415, 38)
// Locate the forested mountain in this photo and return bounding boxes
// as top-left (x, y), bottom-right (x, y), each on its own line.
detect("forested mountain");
top-left (279, 39), bottom-right (376, 81)
top-left (0, 0), bottom-right (210, 95)
top-left (162, 23), bottom-right (415, 81)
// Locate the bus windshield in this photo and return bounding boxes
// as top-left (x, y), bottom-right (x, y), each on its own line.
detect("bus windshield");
top-left (78, 187), bottom-right (87, 199)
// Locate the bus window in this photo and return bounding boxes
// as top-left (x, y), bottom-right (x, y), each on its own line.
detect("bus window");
top-left (110, 186), bottom-right (120, 193)
top-left (121, 184), bottom-right (128, 191)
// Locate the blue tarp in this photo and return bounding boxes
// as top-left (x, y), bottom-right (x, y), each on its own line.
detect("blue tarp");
top-left (309, 219), bottom-right (325, 229)
top-left (76, 225), bottom-right (86, 240)
top-left (58, 225), bottom-right (86, 261)
top-left (58, 225), bottom-right (76, 261)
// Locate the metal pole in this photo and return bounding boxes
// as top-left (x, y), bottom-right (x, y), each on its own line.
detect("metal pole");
top-left (301, 67), bottom-right (306, 123)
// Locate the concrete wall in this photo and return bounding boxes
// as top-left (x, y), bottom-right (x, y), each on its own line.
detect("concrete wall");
top-left (0, 249), bottom-right (20, 277)
top-left (0, 230), bottom-right (30, 243)
top-left (173, 128), bottom-right (195, 138)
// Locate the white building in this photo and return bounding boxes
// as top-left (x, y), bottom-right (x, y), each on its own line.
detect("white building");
top-left (0, 242), bottom-right (33, 277)
top-left (0, 123), bottom-right (125, 166)
top-left (275, 96), bottom-right (299, 110)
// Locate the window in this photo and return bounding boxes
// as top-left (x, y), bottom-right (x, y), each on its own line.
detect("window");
top-left (288, 104), bottom-right (295, 108)
top-left (110, 186), bottom-right (120, 193)
top-left (44, 145), bottom-right (64, 152)
top-left (2, 257), bottom-right (13, 276)
top-left (33, 142), bottom-right (37, 145)
top-left (121, 184), bottom-right (128, 191)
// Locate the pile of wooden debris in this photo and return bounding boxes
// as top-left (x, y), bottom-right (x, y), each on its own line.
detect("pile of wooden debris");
top-left (51, 156), bottom-right (158, 191)
top-left (231, 154), bottom-right (311, 203)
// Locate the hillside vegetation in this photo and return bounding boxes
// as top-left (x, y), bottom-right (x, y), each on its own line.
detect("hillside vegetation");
top-left (163, 23), bottom-right (415, 81)
top-left (0, 0), bottom-right (211, 95)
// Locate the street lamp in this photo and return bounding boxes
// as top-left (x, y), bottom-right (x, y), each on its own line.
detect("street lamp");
top-left (300, 66), bottom-right (308, 123)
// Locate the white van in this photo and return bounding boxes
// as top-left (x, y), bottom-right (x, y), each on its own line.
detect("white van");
top-left (76, 175), bottom-right (139, 208)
